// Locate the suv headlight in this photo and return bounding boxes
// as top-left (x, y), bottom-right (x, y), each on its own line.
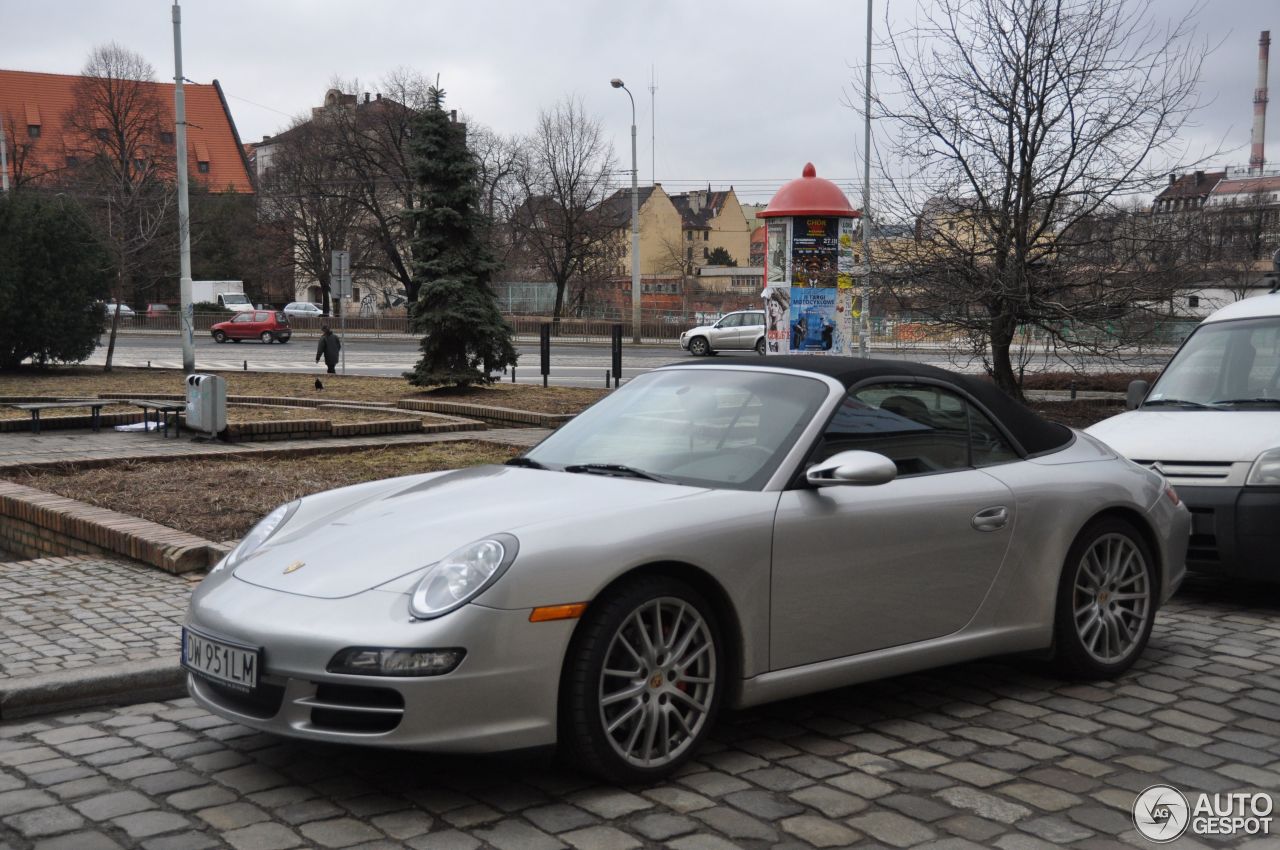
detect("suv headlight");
top-left (214, 500), bottom-right (300, 573)
top-left (1247, 448), bottom-right (1280, 486)
top-left (409, 534), bottom-right (519, 619)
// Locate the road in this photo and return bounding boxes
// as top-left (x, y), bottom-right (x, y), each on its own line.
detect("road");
top-left (88, 333), bottom-right (1175, 386)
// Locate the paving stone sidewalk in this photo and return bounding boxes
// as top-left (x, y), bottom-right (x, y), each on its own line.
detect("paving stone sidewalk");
top-left (0, 557), bottom-right (192, 680)
top-left (0, 575), bottom-right (1276, 849)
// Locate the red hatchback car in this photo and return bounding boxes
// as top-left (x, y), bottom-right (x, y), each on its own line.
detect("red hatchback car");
top-left (210, 311), bottom-right (292, 344)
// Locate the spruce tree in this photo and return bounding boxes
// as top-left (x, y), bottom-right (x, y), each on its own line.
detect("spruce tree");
top-left (404, 87), bottom-right (518, 387)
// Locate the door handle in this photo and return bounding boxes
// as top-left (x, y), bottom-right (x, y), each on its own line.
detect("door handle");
top-left (972, 506), bottom-right (1009, 532)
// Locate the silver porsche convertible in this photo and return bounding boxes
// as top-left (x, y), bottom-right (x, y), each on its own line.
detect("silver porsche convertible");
top-left (184, 357), bottom-right (1190, 782)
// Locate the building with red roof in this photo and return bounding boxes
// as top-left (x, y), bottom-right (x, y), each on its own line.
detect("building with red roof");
top-left (0, 69), bottom-right (252, 193)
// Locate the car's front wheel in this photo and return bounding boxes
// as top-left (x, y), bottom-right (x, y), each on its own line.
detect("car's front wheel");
top-left (688, 337), bottom-right (710, 356)
top-left (260, 331), bottom-right (274, 344)
top-left (212, 331), bottom-right (226, 343)
top-left (560, 575), bottom-right (724, 783)
top-left (1053, 517), bottom-right (1156, 678)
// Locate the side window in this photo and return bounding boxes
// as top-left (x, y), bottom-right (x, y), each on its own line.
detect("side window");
top-left (717, 314), bottom-right (742, 328)
top-left (968, 405), bottom-right (1019, 467)
top-left (254, 312), bottom-right (269, 322)
top-left (813, 383), bottom-right (1017, 477)
top-left (746, 312), bottom-right (765, 326)
top-left (232, 314), bottom-right (251, 323)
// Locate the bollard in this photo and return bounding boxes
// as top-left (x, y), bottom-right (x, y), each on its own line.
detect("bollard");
top-left (147, 361), bottom-right (151, 369)
top-left (543, 374), bottom-right (548, 388)
top-left (243, 360), bottom-right (248, 371)
top-left (1069, 381), bottom-right (1077, 400)
top-left (605, 370), bottom-right (611, 388)
top-left (511, 367), bottom-right (516, 384)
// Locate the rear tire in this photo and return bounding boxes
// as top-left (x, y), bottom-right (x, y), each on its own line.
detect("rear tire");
top-left (1053, 517), bottom-right (1156, 679)
top-left (560, 575), bottom-right (724, 784)
top-left (755, 337), bottom-right (766, 355)
top-left (212, 331), bottom-right (227, 344)
top-left (260, 331), bottom-right (274, 344)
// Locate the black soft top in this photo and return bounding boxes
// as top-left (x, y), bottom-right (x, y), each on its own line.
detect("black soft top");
top-left (678, 355), bottom-right (1073, 457)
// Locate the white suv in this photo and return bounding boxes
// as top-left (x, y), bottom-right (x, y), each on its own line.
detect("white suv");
top-left (679, 310), bottom-right (766, 356)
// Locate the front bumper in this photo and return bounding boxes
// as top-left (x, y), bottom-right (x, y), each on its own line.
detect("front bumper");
top-left (185, 576), bottom-right (576, 752)
top-left (1177, 484), bottom-right (1280, 580)
top-left (679, 336), bottom-right (690, 350)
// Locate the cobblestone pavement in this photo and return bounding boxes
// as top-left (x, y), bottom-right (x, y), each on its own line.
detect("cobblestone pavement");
top-left (0, 558), bottom-right (192, 680)
top-left (0, 576), bottom-right (1277, 849)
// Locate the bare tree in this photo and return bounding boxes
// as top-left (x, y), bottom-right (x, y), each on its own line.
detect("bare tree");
top-left (865, 0), bottom-right (1209, 396)
top-left (63, 43), bottom-right (176, 371)
top-left (513, 97), bottom-right (618, 324)
top-left (1192, 187), bottom-right (1280, 302)
top-left (259, 117), bottom-right (361, 316)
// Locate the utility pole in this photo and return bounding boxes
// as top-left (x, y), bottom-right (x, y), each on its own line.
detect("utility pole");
top-left (859, 0), bottom-right (873, 357)
top-left (649, 66), bottom-right (657, 185)
top-left (0, 117), bottom-right (9, 192)
top-left (611, 79), bottom-right (642, 345)
top-left (172, 2), bottom-right (195, 373)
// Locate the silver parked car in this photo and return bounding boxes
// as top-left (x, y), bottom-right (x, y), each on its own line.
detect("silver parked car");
top-left (184, 357), bottom-right (1189, 782)
top-left (283, 301), bottom-right (324, 319)
top-left (680, 309), bottom-right (767, 355)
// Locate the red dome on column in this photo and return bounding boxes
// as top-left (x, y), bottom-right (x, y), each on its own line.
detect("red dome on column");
top-left (759, 163), bottom-right (859, 218)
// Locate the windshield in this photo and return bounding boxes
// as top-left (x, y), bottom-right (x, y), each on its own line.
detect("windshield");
top-left (1147, 317), bottom-right (1280, 407)
top-left (222, 293), bottom-right (250, 304)
top-left (525, 369), bottom-right (830, 489)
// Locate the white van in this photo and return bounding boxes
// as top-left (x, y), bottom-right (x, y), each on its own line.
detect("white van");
top-left (1088, 292), bottom-right (1280, 579)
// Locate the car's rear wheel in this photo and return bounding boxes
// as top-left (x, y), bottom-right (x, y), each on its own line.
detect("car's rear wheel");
top-left (1053, 517), bottom-right (1155, 678)
top-left (755, 337), bottom-right (766, 355)
top-left (260, 331), bottom-right (274, 344)
top-left (561, 575), bottom-right (724, 784)
top-left (688, 337), bottom-right (710, 356)
top-left (212, 331), bottom-right (227, 343)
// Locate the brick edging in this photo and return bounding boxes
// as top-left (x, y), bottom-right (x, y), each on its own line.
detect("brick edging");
top-left (0, 481), bottom-right (215, 574)
top-left (397, 399), bottom-right (575, 428)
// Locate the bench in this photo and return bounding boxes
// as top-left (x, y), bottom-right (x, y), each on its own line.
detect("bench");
top-left (4, 400), bottom-right (111, 434)
top-left (128, 399), bottom-right (186, 438)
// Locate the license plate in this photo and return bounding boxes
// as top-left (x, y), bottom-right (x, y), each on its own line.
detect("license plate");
top-left (181, 628), bottom-right (260, 692)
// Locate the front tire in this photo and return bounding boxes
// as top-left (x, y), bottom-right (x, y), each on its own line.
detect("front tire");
top-left (260, 331), bottom-right (274, 344)
top-left (560, 576), bottom-right (724, 784)
top-left (212, 331), bottom-right (227, 343)
top-left (1053, 517), bottom-right (1156, 679)
top-left (688, 337), bottom-right (710, 356)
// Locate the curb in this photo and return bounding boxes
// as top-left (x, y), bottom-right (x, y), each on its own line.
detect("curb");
top-left (0, 657), bottom-right (186, 721)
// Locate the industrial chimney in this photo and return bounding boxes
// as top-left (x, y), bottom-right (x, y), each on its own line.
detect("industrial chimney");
top-left (1251, 30), bottom-right (1270, 174)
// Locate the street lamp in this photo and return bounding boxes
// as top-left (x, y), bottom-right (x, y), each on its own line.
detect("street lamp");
top-left (611, 78), bottom-right (642, 345)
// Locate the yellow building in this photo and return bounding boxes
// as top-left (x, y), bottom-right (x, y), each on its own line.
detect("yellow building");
top-left (670, 188), bottom-right (751, 272)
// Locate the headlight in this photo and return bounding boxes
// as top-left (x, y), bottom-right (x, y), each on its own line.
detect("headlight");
top-left (1247, 448), bottom-right (1280, 486)
top-left (408, 534), bottom-right (519, 619)
top-left (214, 500), bottom-right (300, 573)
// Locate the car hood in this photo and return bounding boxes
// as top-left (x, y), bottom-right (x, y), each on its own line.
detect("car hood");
top-left (232, 465), bottom-right (708, 599)
top-left (1086, 409), bottom-right (1280, 463)
top-left (683, 325), bottom-right (714, 337)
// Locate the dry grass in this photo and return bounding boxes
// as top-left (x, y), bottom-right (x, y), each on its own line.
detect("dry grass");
top-left (224, 405), bottom-right (423, 425)
top-left (8, 441), bottom-right (521, 541)
top-left (0, 367), bottom-right (608, 414)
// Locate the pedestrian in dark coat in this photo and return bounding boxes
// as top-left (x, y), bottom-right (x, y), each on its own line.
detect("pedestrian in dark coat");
top-left (316, 325), bottom-right (341, 374)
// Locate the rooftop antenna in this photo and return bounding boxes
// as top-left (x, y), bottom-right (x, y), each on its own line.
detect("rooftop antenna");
top-left (649, 65), bottom-right (657, 185)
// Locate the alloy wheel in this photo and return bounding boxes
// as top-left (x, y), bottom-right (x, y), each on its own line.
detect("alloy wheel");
top-left (1072, 532), bottom-right (1151, 664)
top-left (597, 596), bottom-right (717, 769)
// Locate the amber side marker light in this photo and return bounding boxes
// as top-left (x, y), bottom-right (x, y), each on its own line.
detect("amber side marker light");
top-left (529, 603), bottom-right (588, 622)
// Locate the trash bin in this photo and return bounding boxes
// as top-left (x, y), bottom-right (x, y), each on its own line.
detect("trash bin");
top-left (186, 374), bottom-right (227, 434)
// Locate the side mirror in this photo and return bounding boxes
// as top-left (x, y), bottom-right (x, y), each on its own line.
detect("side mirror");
top-left (806, 450), bottom-right (898, 487)
top-left (1126, 380), bottom-right (1150, 411)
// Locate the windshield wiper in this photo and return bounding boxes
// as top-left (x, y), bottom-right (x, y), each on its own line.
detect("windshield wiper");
top-left (1141, 398), bottom-right (1218, 409)
top-left (563, 463), bottom-right (666, 482)
top-left (1209, 397), bottom-right (1280, 407)
top-left (504, 457), bottom-right (548, 470)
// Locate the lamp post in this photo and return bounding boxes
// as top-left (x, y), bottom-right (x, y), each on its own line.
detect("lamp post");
top-left (611, 78), bottom-right (642, 345)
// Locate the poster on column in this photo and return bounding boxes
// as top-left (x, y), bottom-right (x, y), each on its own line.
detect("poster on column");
top-left (763, 219), bottom-right (792, 354)
top-left (790, 287), bottom-right (839, 353)
top-left (791, 217), bottom-right (839, 288)
top-left (837, 218), bottom-right (856, 290)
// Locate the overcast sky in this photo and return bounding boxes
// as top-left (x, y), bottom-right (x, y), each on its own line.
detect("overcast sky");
top-left (5, 0), bottom-right (1276, 204)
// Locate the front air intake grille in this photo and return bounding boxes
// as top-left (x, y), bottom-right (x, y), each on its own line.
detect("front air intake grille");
top-left (299, 683), bottom-right (405, 734)
top-left (198, 678), bottom-right (285, 720)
